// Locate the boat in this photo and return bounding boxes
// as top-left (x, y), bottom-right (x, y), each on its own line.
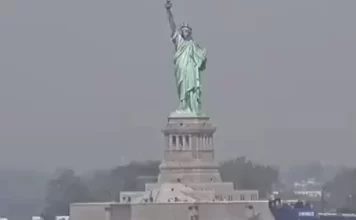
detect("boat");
top-left (269, 198), bottom-right (356, 220)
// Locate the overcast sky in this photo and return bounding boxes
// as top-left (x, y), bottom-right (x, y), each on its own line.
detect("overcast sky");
top-left (0, 0), bottom-right (356, 172)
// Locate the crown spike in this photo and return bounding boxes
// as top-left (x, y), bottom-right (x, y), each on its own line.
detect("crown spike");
top-left (180, 22), bottom-right (192, 31)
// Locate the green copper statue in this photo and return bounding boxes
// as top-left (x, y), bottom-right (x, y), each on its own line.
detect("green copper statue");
top-left (165, 0), bottom-right (207, 117)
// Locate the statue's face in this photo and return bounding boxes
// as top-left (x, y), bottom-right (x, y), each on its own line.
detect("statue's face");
top-left (181, 28), bottom-right (192, 40)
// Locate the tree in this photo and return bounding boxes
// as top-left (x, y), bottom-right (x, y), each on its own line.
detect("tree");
top-left (42, 169), bottom-right (91, 220)
top-left (43, 158), bottom-right (279, 215)
top-left (84, 161), bottom-right (160, 202)
top-left (82, 170), bottom-right (114, 202)
top-left (85, 158), bottom-right (278, 200)
top-left (219, 157), bottom-right (279, 198)
top-left (281, 161), bottom-right (336, 184)
top-left (324, 168), bottom-right (356, 212)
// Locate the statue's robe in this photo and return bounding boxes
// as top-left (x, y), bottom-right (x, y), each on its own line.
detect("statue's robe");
top-left (172, 30), bottom-right (207, 114)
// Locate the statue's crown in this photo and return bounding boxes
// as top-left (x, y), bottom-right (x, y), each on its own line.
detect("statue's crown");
top-left (180, 22), bottom-right (192, 31)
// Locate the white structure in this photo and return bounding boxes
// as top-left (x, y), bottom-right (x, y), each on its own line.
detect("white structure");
top-left (120, 116), bottom-right (258, 204)
top-left (293, 190), bottom-right (322, 198)
top-left (70, 115), bottom-right (273, 220)
top-left (56, 216), bottom-right (70, 220)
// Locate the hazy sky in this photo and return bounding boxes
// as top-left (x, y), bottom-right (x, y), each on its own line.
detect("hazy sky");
top-left (0, 0), bottom-right (356, 172)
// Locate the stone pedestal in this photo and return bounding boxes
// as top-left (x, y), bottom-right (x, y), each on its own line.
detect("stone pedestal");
top-left (72, 113), bottom-right (261, 220)
top-left (158, 115), bottom-right (222, 184)
top-left (119, 113), bottom-right (259, 203)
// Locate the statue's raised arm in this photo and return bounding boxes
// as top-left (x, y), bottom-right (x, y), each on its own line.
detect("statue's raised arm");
top-left (165, 0), bottom-right (176, 36)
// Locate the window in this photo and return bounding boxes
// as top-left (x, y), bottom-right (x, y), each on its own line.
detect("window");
top-left (179, 136), bottom-right (183, 148)
top-left (240, 195), bottom-right (245, 200)
top-left (172, 136), bottom-right (176, 147)
top-left (215, 194), bottom-right (222, 200)
top-left (185, 135), bottom-right (190, 147)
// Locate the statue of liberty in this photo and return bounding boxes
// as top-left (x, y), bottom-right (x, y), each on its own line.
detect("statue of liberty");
top-left (165, 0), bottom-right (207, 117)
